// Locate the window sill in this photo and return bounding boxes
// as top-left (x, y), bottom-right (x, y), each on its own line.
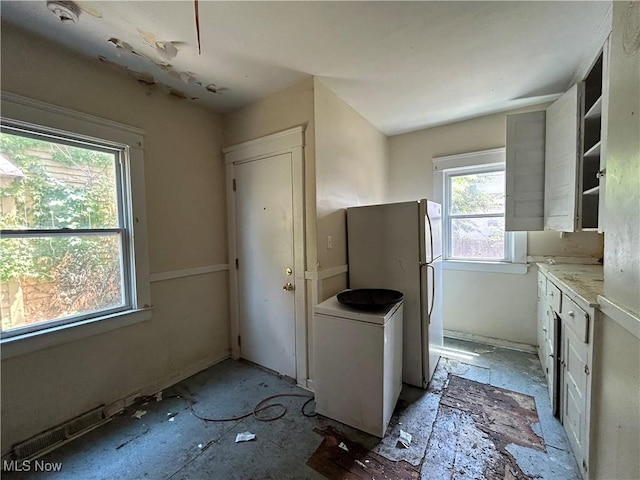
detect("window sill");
top-left (0, 307), bottom-right (153, 360)
top-left (443, 260), bottom-right (529, 275)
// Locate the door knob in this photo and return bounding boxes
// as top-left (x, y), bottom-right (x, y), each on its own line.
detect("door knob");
top-left (283, 282), bottom-right (295, 292)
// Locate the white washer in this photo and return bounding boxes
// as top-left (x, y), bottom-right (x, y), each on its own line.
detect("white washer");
top-left (313, 293), bottom-right (403, 438)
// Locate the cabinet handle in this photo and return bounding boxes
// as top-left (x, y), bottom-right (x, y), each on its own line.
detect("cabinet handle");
top-left (596, 168), bottom-right (606, 179)
top-left (542, 327), bottom-right (547, 332)
top-left (585, 364), bottom-right (590, 375)
top-left (568, 310), bottom-right (575, 317)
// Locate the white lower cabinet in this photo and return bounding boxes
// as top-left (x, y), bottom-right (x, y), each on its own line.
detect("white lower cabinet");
top-left (561, 321), bottom-right (590, 472)
top-left (537, 269), bottom-right (596, 480)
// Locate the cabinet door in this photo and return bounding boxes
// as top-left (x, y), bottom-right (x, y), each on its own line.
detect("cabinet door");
top-left (506, 111), bottom-right (546, 231)
top-left (537, 283), bottom-right (547, 366)
top-left (597, 37), bottom-right (610, 233)
top-left (544, 84), bottom-right (583, 232)
top-left (545, 307), bottom-right (559, 415)
top-left (562, 323), bottom-right (589, 471)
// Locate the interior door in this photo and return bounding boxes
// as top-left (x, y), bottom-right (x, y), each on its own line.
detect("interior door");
top-left (235, 153), bottom-right (296, 378)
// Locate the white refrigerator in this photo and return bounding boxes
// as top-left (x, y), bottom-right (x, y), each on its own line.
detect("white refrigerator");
top-left (346, 199), bottom-right (443, 388)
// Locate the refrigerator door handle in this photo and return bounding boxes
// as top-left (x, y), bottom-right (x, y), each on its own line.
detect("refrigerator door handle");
top-left (425, 207), bottom-right (435, 264)
top-left (427, 264), bottom-right (435, 320)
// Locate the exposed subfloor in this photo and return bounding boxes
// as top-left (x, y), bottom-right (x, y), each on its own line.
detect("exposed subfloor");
top-left (2, 338), bottom-right (581, 479)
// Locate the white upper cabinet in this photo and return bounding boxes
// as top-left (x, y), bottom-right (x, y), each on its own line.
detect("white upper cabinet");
top-left (544, 83), bottom-right (583, 232)
top-left (581, 41), bottom-right (608, 233)
top-left (505, 39), bottom-right (609, 233)
top-left (505, 111), bottom-right (546, 231)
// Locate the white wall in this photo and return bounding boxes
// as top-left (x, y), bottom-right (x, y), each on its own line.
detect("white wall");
top-left (590, 3), bottom-right (640, 478)
top-left (313, 78), bottom-right (389, 286)
top-left (602, 3), bottom-right (640, 315)
top-left (389, 106), bottom-right (603, 346)
top-left (0, 24), bottom-right (229, 454)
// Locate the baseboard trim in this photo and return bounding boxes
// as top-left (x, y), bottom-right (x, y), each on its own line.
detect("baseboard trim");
top-left (107, 353), bottom-right (231, 415)
top-left (444, 330), bottom-right (537, 354)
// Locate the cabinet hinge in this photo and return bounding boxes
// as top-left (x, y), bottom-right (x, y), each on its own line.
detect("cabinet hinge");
top-left (232, 179), bottom-right (236, 191)
top-left (238, 335), bottom-right (241, 347)
top-left (235, 258), bottom-right (239, 269)
top-left (584, 364), bottom-right (590, 375)
top-left (583, 459), bottom-right (587, 471)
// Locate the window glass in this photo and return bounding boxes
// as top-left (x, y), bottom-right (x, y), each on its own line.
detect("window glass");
top-left (0, 129), bottom-right (128, 334)
top-left (450, 171), bottom-right (505, 215)
top-left (445, 166), bottom-right (507, 261)
top-left (450, 217), bottom-right (505, 259)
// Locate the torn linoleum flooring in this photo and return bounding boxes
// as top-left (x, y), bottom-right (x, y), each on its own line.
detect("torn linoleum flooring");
top-left (421, 375), bottom-right (542, 480)
top-left (304, 374), bottom-right (543, 480)
top-left (302, 340), bottom-right (580, 480)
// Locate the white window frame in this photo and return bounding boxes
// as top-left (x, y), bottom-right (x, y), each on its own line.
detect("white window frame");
top-left (0, 93), bottom-right (152, 358)
top-left (433, 148), bottom-right (527, 275)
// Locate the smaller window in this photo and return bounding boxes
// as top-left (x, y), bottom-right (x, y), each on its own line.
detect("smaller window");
top-left (434, 149), bottom-right (526, 274)
top-left (445, 165), bottom-right (510, 261)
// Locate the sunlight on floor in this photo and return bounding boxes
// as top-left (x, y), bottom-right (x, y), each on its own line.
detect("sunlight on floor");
top-left (436, 345), bottom-right (480, 361)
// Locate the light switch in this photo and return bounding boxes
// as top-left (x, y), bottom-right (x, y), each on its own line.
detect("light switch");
top-left (327, 235), bottom-right (333, 249)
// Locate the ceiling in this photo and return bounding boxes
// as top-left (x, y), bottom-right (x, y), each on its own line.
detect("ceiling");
top-left (1, 1), bottom-right (611, 135)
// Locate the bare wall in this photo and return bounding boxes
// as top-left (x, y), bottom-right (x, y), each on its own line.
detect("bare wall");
top-left (0, 23), bottom-right (229, 453)
top-left (313, 78), bottom-right (389, 277)
top-left (388, 105), bottom-right (603, 345)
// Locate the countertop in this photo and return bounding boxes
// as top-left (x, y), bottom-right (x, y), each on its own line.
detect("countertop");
top-left (536, 263), bottom-right (604, 307)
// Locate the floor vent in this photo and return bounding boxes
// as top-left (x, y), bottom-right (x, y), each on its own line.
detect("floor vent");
top-left (13, 405), bottom-right (107, 461)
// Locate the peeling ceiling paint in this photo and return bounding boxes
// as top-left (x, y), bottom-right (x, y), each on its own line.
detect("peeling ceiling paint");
top-left (0, 1), bottom-right (612, 134)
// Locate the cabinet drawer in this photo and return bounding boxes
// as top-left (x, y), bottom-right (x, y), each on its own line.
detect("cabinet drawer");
top-left (546, 281), bottom-right (562, 312)
top-left (561, 294), bottom-right (589, 343)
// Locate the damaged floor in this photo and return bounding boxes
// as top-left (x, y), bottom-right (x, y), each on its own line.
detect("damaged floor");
top-left (3, 338), bottom-right (581, 479)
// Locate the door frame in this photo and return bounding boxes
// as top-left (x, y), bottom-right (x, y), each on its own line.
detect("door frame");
top-left (223, 126), bottom-right (306, 384)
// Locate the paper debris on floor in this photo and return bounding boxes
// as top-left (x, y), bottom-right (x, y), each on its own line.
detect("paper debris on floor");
top-left (397, 429), bottom-right (412, 449)
top-left (338, 442), bottom-right (349, 452)
top-left (132, 410), bottom-right (147, 419)
top-left (235, 431), bottom-right (256, 443)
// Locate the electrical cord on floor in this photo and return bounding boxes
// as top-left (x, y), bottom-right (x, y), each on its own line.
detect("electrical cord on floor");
top-left (137, 392), bottom-right (317, 423)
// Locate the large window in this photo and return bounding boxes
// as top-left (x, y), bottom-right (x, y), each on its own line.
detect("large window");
top-left (0, 94), bottom-right (150, 347)
top-left (434, 148), bottom-right (526, 274)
